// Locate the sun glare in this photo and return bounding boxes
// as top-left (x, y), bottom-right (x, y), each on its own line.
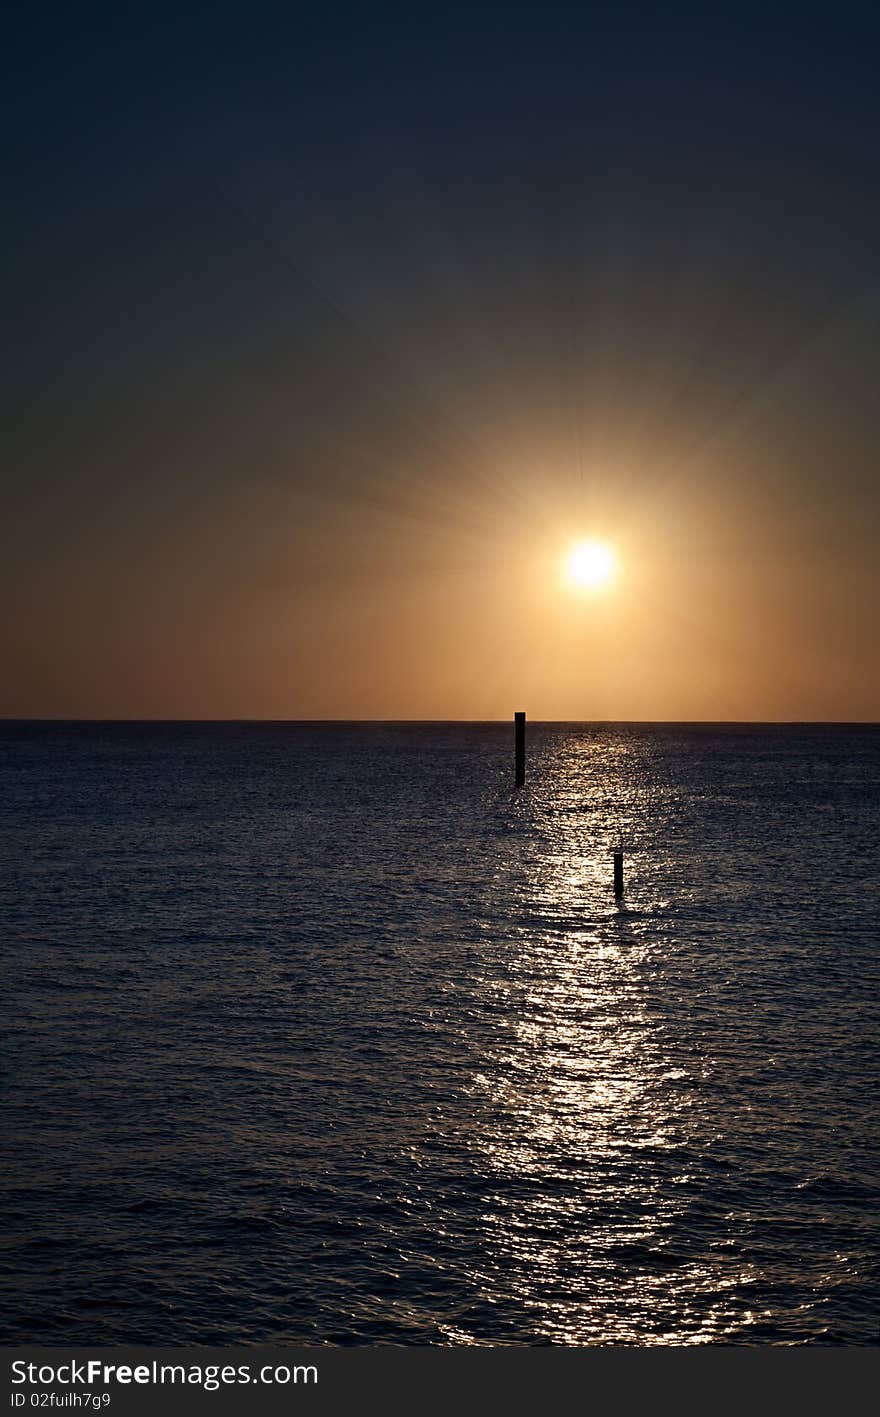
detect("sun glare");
top-left (565, 539), bottom-right (616, 590)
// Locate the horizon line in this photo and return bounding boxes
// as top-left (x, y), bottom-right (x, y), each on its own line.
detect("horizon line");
top-left (2, 717), bottom-right (879, 727)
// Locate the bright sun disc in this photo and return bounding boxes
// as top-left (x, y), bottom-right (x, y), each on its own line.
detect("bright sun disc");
top-left (566, 540), bottom-right (615, 589)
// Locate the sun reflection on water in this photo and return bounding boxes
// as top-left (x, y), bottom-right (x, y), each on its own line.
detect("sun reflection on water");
top-left (455, 727), bottom-right (783, 1344)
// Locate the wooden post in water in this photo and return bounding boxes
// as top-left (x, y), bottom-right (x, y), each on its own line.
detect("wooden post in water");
top-left (613, 842), bottom-right (624, 898)
top-left (514, 711), bottom-right (526, 787)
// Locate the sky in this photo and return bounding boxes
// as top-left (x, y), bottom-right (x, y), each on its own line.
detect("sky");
top-left (2, 1), bottom-right (879, 720)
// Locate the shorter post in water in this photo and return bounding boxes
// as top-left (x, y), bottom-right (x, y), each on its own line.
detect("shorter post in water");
top-left (613, 838), bottom-right (624, 898)
top-left (515, 711), bottom-right (526, 787)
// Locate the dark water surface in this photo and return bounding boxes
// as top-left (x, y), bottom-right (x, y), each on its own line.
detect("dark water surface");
top-left (1, 722), bottom-right (878, 1344)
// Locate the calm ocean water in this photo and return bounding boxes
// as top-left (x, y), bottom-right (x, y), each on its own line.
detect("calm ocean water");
top-left (1, 721), bottom-right (878, 1345)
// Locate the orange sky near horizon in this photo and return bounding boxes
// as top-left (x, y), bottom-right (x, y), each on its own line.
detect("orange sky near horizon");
top-left (5, 397), bottom-right (878, 721)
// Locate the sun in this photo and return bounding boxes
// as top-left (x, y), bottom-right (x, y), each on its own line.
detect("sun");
top-left (565, 539), bottom-right (616, 590)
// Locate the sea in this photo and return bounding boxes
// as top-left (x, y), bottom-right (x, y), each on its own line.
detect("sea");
top-left (1, 721), bottom-right (878, 1346)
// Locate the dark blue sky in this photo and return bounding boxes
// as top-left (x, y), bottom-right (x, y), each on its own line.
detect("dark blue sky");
top-left (3, 2), bottom-right (879, 716)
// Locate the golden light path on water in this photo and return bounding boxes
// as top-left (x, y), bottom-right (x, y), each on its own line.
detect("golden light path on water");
top-left (436, 729), bottom-right (777, 1344)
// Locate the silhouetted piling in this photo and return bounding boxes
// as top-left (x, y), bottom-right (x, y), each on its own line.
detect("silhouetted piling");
top-left (613, 846), bottom-right (624, 898)
top-left (515, 711), bottom-right (525, 787)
